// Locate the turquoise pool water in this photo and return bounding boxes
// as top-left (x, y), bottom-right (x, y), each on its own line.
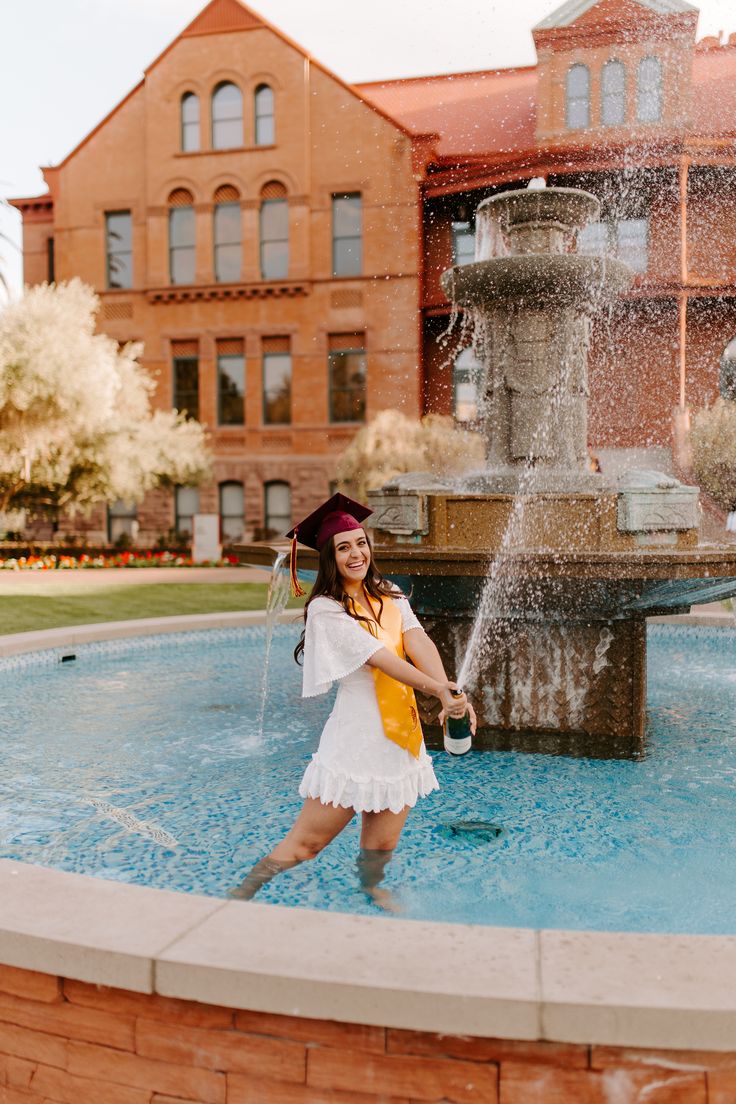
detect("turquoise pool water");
top-left (1, 623), bottom-right (734, 932)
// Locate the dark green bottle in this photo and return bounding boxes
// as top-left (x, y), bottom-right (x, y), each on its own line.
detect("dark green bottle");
top-left (444, 688), bottom-right (472, 755)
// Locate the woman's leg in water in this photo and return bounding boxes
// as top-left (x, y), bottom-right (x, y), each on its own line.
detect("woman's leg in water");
top-left (356, 806), bottom-right (410, 912)
top-left (230, 798), bottom-right (354, 899)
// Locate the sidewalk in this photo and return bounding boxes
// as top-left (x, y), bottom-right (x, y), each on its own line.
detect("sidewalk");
top-left (0, 566), bottom-right (271, 590)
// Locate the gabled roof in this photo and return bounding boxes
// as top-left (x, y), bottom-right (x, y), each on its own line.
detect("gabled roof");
top-left (534, 0), bottom-right (697, 30)
top-left (180, 0), bottom-right (263, 36)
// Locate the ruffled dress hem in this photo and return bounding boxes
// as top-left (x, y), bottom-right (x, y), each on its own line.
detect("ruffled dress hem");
top-left (298, 753), bottom-right (439, 814)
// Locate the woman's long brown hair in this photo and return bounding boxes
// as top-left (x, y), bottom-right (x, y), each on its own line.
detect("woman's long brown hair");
top-left (293, 531), bottom-right (400, 665)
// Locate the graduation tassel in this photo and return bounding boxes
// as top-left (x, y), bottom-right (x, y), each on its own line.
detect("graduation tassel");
top-left (289, 532), bottom-right (306, 598)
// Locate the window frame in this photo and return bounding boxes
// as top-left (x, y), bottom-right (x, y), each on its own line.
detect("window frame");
top-left (172, 353), bottom-right (200, 420)
top-left (105, 210), bottom-right (133, 290)
top-left (601, 59), bottom-right (626, 127)
top-left (254, 83), bottom-right (275, 146)
top-left (328, 342), bottom-right (367, 424)
top-left (211, 81), bottom-right (243, 150)
top-left (180, 92), bottom-right (200, 152)
top-left (174, 485), bottom-right (200, 538)
top-left (213, 200), bottom-right (242, 283)
top-left (168, 205), bottom-right (196, 286)
top-left (262, 348), bottom-right (292, 425)
top-left (264, 480), bottom-right (291, 536)
top-left (332, 193), bottom-right (363, 277)
top-left (259, 197), bottom-right (289, 280)
top-left (219, 480), bottom-right (245, 543)
top-left (217, 345), bottom-right (245, 427)
top-left (637, 56), bottom-right (663, 123)
top-left (566, 63), bottom-right (590, 130)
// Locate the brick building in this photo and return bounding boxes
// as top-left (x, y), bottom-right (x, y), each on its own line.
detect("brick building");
top-left (10, 0), bottom-right (425, 545)
top-left (11, 0), bottom-right (736, 543)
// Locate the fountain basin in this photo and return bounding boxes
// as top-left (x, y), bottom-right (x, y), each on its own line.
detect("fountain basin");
top-left (2, 613), bottom-right (736, 1103)
top-left (441, 253), bottom-right (632, 308)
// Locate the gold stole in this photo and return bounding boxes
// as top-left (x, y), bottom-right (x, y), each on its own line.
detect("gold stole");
top-left (355, 594), bottom-right (423, 759)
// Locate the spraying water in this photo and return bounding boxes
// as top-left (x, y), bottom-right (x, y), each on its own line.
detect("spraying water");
top-left (256, 550), bottom-right (291, 736)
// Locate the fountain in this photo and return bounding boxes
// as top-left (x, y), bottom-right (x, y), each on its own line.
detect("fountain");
top-left (363, 185), bottom-right (736, 758)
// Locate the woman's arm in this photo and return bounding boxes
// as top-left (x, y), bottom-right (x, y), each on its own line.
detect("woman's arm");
top-left (403, 627), bottom-right (448, 682)
top-left (365, 647), bottom-right (466, 718)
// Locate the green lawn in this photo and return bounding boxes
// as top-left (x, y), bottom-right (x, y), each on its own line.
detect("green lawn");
top-left (0, 583), bottom-right (305, 636)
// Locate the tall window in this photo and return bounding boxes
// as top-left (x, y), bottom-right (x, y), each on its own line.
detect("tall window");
top-left (720, 338), bottom-right (736, 401)
top-left (180, 92), bottom-right (200, 152)
top-left (616, 218), bottom-right (648, 273)
top-left (451, 218), bottom-right (475, 266)
top-left (264, 481), bottom-right (291, 536)
top-left (105, 211), bottom-right (132, 289)
top-left (637, 56), bottom-right (663, 123)
top-left (329, 333), bottom-right (366, 423)
top-left (601, 60), bottom-right (626, 126)
top-left (217, 338), bottom-right (245, 426)
top-left (175, 486), bottom-right (199, 537)
top-left (454, 346), bottom-right (482, 423)
top-left (168, 189), bottom-right (195, 285)
top-left (212, 81), bottom-right (243, 149)
top-left (259, 181), bottom-right (289, 280)
top-left (213, 184), bottom-right (241, 283)
top-left (47, 237), bottom-right (55, 283)
top-left (172, 340), bottom-right (199, 419)
top-left (254, 84), bottom-right (274, 145)
top-left (107, 500), bottom-right (137, 544)
top-left (332, 193), bottom-right (362, 276)
top-left (578, 218), bottom-right (649, 274)
top-left (219, 481), bottom-right (245, 543)
top-left (566, 64), bottom-right (590, 130)
top-left (262, 337), bottom-right (291, 424)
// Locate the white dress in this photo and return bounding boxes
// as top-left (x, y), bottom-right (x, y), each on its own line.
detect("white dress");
top-left (298, 594), bottom-right (439, 814)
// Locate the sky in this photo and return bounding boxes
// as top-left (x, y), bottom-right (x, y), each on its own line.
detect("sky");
top-left (2, 0), bottom-right (735, 293)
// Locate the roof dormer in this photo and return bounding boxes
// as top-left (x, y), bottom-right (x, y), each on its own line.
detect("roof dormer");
top-left (533, 0), bottom-right (698, 144)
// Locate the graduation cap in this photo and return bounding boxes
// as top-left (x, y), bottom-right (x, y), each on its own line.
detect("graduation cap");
top-left (285, 492), bottom-right (373, 597)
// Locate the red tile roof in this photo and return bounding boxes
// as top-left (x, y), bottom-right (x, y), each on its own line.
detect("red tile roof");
top-left (356, 68), bottom-right (538, 160)
top-left (356, 46), bottom-right (736, 162)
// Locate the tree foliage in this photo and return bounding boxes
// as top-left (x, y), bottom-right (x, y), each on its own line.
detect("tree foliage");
top-left (336, 408), bottom-right (484, 501)
top-left (691, 397), bottom-right (736, 511)
top-left (0, 280), bottom-right (210, 515)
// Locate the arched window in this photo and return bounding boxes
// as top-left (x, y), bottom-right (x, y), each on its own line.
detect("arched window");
top-left (637, 56), bottom-right (663, 123)
top-left (601, 60), bottom-right (626, 126)
top-left (175, 486), bottom-right (199, 537)
top-left (720, 337), bottom-right (736, 401)
top-left (211, 81), bottom-right (243, 149)
top-left (254, 84), bottom-right (274, 146)
top-left (168, 188), bottom-right (195, 285)
top-left (453, 346), bottom-right (482, 424)
top-left (264, 481), bottom-right (291, 537)
top-left (259, 181), bottom-right (289, 280)
top-left (213, 184), bottom-right (241, 283)
top-left (180, 92), bottom-right (200, 152)
top-left (219, 481), bottom-right (245, 543)
top-left (566, 64), bottom-right (590, 129)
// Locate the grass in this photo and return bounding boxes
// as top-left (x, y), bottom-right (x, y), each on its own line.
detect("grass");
top-left (0, 582), bottom-right (304, 635)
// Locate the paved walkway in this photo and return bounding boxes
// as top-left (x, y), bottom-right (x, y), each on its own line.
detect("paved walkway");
top-left (0, 566), bottom-right (271, 589)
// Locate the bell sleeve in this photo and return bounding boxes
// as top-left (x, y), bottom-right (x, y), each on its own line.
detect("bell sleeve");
top-left (301, 597), bottom-right (385, 698)
top-left (393, 593), bottom-right (423, 634)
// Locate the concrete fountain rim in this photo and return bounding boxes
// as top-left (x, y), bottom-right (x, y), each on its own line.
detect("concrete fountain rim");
top-left (1, 612), bottom-right (736, 1051)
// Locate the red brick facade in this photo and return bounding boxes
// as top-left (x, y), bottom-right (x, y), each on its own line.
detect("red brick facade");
top-left (2, 963), bottom-right (733, 1103)
top-left (11, 0), bottom-right (736, 541)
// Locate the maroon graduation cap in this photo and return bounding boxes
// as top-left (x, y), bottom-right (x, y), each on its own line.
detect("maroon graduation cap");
top-left (285, 492), bottom-right (372, 596)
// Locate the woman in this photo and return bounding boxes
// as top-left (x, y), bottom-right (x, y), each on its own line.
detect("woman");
top-left (232, 493), bottom-right (475, 907)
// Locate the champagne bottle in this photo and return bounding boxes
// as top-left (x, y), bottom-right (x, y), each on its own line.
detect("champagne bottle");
top-left (443, 688), bottom-right (472, 755)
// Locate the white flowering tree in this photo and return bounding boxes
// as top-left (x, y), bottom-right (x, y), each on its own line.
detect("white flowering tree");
top-left (0, 280), bottom-right (210, 518)
top-left (691, 397), bottom-right (736, 512)
top-left (336, 408), bottom-right (484, 501)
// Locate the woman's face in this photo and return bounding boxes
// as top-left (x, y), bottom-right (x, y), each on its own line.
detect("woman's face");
top-left (333, 527), bottom-right (370, 584)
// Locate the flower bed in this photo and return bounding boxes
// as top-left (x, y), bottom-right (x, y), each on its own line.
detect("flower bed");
top-left (0, 550), bottom-right (239, 570)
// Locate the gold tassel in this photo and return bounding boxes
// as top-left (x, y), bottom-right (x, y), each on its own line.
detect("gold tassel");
top-left (289, 533), bottom-right (306, 598)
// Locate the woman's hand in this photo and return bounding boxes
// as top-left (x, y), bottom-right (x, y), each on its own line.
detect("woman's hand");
top-left (437, 684), bottom-right (478, 734)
